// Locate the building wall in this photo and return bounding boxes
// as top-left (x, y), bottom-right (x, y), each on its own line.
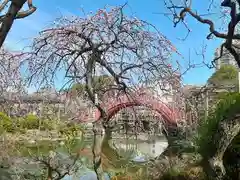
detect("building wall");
top-left (145, 73), bottom-right (181, 105)
top-left (215, 41), bottom-right (240, 70)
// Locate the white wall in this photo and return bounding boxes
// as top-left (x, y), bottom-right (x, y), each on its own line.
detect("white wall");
top-left (145, 82), bottom-right (173, 104)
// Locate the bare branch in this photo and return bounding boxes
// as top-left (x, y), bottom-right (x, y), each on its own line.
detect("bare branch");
top-left (164, 0), bottom-right (240, 67)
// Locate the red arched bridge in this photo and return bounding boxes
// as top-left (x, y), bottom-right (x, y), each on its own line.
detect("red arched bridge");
top-left (79, 90), bottom-right (184, 125)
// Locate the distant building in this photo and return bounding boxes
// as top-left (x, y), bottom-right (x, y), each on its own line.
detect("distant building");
top-left (215, 40), bottom-right (240, 70)
top-left (144, 72), bottom-right (181, 105)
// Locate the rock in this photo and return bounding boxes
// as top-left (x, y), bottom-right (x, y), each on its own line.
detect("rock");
top-left (62, 171), bottom-right (111, 180)
top-left (60, 141), bottom-right (65, 146)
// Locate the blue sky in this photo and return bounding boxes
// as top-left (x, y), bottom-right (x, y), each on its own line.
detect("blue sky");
top-left (5, 0), bottom-right (226, 90)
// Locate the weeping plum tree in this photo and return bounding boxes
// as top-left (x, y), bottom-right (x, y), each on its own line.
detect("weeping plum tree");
top-left (0, 48), bottom-right (24, 94)
top-left (162, 0), bottom-right (240, 178)
top-left (0, 0), bottom-right (36, 100)
top-left (25, 5), bottom-right (179, 178)
top-left (25, 4), bottom-right (179, 122)
top-left (0, 47), bottom-right (27, 119)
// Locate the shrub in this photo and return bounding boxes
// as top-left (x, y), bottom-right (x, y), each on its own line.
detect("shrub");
top-left (58, 122), bottom-right (83, 137)
top-left (0, 112), bottom-right (81, 133)
top-left (0, 112), bottom-right (15, 133)
top-left (159, 168), bottom-right (186, 180)
top-left (0, 112), bottom-right (11, 121)
top-left (20, 114), bottom-right (39, 129)
top-left (159, 166), bottom-right (206, 180)
top-left (40, 119), bottom-right (54, 131)
top-left (19, 114), bottom-right (57, 131)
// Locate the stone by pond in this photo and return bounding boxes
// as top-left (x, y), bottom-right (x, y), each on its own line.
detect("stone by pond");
top-left (63, 170), bottom-right (111, 180)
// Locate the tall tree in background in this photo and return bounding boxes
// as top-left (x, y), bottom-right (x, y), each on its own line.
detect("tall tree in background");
top-left (92, 75), bottom-right (115, 97)
top-left (208, 65), bottom-right (238, 90)
top-left (204, 65), bottom-right (238, 115)
top-left (0, 0), bottom-right (36, 47)
top-left (70, 75), bottom-right (115, 100)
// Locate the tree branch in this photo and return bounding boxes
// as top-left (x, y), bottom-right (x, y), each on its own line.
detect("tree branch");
top-left (0, 0), bottom-right (36, 47)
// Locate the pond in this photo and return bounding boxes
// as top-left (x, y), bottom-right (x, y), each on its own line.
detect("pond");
top-left (1, 130), bottom-right (168, 180)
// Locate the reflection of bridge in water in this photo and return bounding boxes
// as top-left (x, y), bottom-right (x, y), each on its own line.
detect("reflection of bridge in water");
top-left (85, 109), bottom-right (170, 161)
top-left (73, 129), bottom-right (168, 180)
top-left (110, 109), bottom-right (169, 159)
top-left (111, 133), bottom-right (168, 159)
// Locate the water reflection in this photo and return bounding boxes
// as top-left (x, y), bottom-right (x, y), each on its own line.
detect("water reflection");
top-left (62, 169), bottom-right (111, 180)
top-left (6, 128), bottom-right (168, 179)
top-left (63, 129), bottom-right (168, 179)
top-left (111, 133), bottom-right (168, 161)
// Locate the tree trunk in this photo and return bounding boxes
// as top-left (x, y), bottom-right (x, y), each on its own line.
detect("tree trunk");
top-left (205, 114), bottom-right (240, 179)
top-left (47, 166), bottom-right (52, 180)
top-left (0, 0), bottom-right (27, 47)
